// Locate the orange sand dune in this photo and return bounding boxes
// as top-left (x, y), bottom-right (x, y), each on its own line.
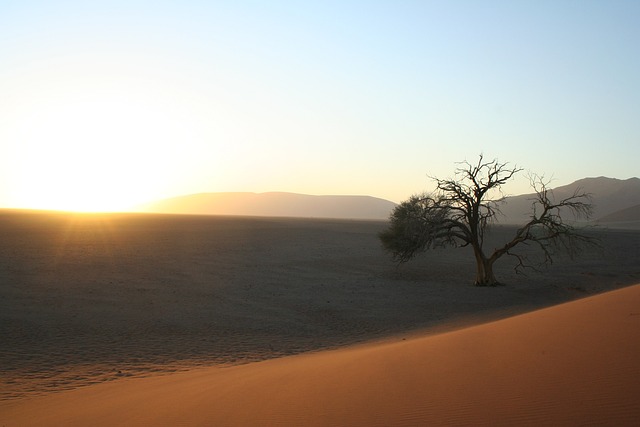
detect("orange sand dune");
top-left (2, 285), bottom-right (639, 426)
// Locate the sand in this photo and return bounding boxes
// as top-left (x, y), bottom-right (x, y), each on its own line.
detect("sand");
top-left (2, 283), bottom-right (639, 426)
top-left (1, 210), bottom-right (639, 424)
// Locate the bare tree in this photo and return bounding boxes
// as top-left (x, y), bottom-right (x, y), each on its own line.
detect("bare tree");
top-left (379, 155), bottom-right (597, 286)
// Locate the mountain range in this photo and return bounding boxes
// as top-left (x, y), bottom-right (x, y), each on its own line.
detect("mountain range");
top-left (138, 192), bottom-right (397, 220)
top-left (498, 177), bottom-right (640, 226)
top-left (139, 177), bottom-right (640, 226)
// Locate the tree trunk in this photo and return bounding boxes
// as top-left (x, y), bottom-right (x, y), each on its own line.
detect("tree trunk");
top-left (473, 250), bottom-right (498, 286)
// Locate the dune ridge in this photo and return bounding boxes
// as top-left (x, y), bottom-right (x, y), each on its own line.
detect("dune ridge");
top-left (2, 284), bottom-right (639, 426)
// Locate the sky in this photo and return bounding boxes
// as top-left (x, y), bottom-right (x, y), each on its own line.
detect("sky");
top-left (1, 0), bottom-right (638, 212)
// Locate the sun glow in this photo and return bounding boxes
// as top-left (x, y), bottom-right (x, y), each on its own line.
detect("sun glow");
top-left (10, 101), bottom-right (142, 211)
top-left (4, 80), bottom-right (201, 212)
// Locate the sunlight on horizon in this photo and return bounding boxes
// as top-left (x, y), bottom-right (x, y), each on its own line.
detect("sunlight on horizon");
top-left (3, 72), bottom-right (212, 212)
top-left (6, 95), bottom-right (166, 212)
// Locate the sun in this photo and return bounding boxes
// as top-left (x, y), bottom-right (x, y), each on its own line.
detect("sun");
top-left (6, 92), bottom-right (188, 212)
top-left (2, 52), bottom-right (225, 213)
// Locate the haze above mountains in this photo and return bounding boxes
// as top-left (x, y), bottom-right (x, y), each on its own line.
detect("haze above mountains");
top-left (140, 177), bottom-right (640, 226)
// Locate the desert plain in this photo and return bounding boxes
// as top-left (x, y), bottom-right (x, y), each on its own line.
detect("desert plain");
top-left (1, 209), bottom-right (639, 425)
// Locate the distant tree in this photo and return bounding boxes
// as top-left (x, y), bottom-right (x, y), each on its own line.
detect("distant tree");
top-left (379, 155), bottom-right (597, 286)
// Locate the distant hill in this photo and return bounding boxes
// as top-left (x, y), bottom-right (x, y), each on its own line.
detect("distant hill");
top-left (499, 177), bottom-right (640, 225)
top-left (138, 177), bottom-right (640, 224)
top-left (138, 192), bottom-right (397, 220)
top-left (596, 204), bottom-right (640, 226)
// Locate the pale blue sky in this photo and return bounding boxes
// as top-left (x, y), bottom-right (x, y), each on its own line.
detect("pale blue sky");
top-left (1, 1), bottom-right (638, 211)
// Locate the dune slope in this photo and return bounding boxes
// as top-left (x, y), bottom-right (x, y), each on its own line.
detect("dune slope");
top-left (2, 284), bottom-right (639, 426)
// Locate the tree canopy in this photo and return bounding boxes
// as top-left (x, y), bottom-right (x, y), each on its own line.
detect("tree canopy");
top-left (379, 155), bottom-right (596, 285)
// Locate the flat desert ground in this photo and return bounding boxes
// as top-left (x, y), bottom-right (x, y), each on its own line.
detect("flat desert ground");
top-left (1, 210), bottom-right (639, 425)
